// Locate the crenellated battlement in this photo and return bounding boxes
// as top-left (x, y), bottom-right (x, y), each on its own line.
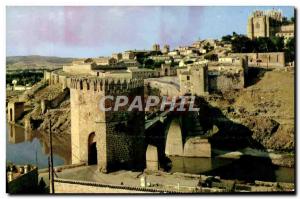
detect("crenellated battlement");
top-left (70, 77), bottom-right (144, 93)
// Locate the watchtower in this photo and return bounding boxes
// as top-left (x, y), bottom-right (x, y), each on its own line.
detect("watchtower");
top-left (70, 77), bottom-right (145, 173)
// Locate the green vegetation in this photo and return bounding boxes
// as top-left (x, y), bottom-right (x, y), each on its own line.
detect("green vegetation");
top-left (203, 43), bottom-right (214, 52)
top-left (84, 58), bottom-right (93, 63)
top-left (6, 70), bottom-right (44, 86)
top-left (221, 32), bottom-right (295, 62)
top-left (281, 16), bottom-right (295, 25)
top-left (284, 37), bottom-right (295, 63)
top-left (204, 54), bottom-right (218, 61)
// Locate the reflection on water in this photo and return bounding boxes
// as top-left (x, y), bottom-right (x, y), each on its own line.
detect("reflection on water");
top-left (7, 122), bottom-right (294, 183)
top-left (6, 123), bottom-right (71, 169)
top-left (168, 156), bottom-right (233, 174)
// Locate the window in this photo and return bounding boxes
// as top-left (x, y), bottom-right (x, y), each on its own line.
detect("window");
top-left (80, 81), bottom-right (83, 90)
top-left (187, 76), bottom-right (190, 80)
top-left (255, 22), bottom-right (260, 29)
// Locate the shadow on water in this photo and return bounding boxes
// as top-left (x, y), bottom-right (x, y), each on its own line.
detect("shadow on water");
top-left (202, 155), bottom-right (278, 182)
top-left (145, 95), bottom-right (286, 183)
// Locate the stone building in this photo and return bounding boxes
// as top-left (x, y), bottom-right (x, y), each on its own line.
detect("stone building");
top-left (208, 56), bottom-right (247, 92)
top-left (93, 57), bottom-right (117, 66)
top-left (168, 50), bottom-right (180, 56)
top-left (178, 56), bottom-right (247, 94)
top-left (70, 77), bottom-right (146, 173)
top-left (162, 44), bottom-right (170, 54)
top-left (247, 10), bottom-right (294, 39)
top-left (230, 52), bottom-right (285, 68)
top-left (177, 63), bottom-right (208, 96)
top-left (112, 53), bottom-right (123, 61)
top-left (122, 51), bottom-right (135, 60)
top-left (155, 64), bottom-right (177, 77)
top-left (152, 43), bottom-right (160, 51)
top-left (7, 101), bottom-right (24, 123)
top-left (207, 64), bottom-right (245, 92)
top-left (275, 24), bottom-right (294, 38)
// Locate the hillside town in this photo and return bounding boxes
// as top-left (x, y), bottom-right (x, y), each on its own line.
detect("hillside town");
top-left (6, 8), bottom-right (295, 194)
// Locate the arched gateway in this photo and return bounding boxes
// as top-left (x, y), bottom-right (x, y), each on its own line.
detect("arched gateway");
top-left (70, 77), bottom-right (146, 173)
top-left (88, 132), bottom-right (97, 165)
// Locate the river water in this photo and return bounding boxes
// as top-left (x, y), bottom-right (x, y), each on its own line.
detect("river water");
top-left (6, 123), bottom-right (69, 169)
top-left (6, 123), bottom-right (294, 183)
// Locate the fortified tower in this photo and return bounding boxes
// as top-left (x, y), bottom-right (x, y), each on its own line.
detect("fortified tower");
top-left (178, 64), bottom-right (208, 96)
top-left (247, 10), bottom-right (283, 39)
top-left (70, 77), bottom-right (145, 173)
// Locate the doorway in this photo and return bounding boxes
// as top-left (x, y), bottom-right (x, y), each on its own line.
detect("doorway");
top-left (88, 132), bottom-right (97, 165)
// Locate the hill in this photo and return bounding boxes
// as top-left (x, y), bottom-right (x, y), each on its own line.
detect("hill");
top-left (6, 55), bottom-right (76, 70)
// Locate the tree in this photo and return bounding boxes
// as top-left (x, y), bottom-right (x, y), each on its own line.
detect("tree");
top-left (291, 17), bottom-right (295, 23)
top-left (84, 58), bottom-right (93, 63)
top-left (231, 34), bottom-right (252, 53)
top-left (285, 37), bottom-right (295, 62)
top-left (221, 35), bottom-right (232, 44)
top-left (203, 43), bottom-right (214, 52)
top-left (270, 36), bottom-right (284, 52)
top-left (204, 54), bottom-right (218, 61)
top-left (143, 58), bottom-right (155, 69)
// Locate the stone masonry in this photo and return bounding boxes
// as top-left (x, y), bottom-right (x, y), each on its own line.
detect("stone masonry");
top-left (70, 77), bottom-right (146, 173)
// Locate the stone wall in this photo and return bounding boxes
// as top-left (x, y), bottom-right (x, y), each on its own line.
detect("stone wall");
top-left (70, 78), bottom-right (146, 173)
top-left (53, 178), bottom-right (175, 193)
top-left (230, 52), bottom-right (285, 68)
top-left (178, 64), bottom-right (208, 96)
top-left (63, 63), bottom-right (93, 74)
top-left (183, 137), bottom-right (211, 157)
top-left (7, 102), bottom-right (24, 123)
top-left (7, 167), bottom-right (38, 194)
top-left (208, 69), bottom-right (244, 92)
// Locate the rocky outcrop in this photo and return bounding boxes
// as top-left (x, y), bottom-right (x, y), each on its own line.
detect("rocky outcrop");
top-left (38, 108), bottom-right (71, 134)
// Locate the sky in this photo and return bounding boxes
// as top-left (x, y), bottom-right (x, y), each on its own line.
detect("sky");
top-left (6, 6), bottom-right (294, 58)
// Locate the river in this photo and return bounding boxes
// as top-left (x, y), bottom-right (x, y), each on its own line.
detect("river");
top-left (6, 123), bottom-right (294, 183)
top-left (6, 123), bottom-right (70, 169)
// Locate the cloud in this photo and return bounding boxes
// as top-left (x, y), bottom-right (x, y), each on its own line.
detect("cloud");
top-left (6, 6), bottom-right (293, 57)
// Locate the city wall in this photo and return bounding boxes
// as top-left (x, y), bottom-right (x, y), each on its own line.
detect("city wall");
top-left (230, 52), bottom-right (285, 68)
top-left (208, 68), bottom-right (245, 92)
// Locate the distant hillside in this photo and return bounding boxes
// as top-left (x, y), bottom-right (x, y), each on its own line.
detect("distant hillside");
top-left (6, 55), bottom-right (76, 70)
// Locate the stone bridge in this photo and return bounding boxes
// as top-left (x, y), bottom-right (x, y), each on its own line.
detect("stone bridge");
top-left (67, 76), bottom-right (211, 173)
top-left (144, 110), bottom-right (211, 172)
